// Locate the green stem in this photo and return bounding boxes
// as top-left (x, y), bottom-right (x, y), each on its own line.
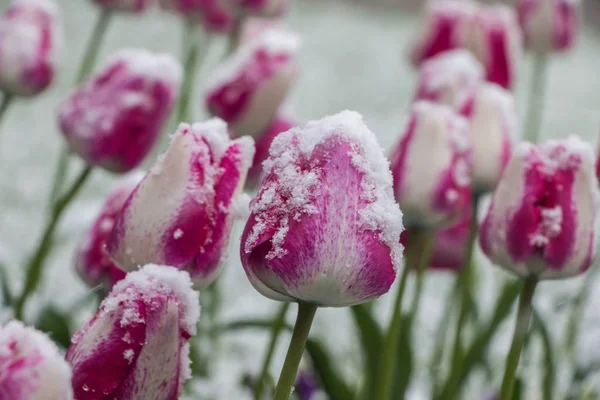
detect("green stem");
top-left (49, 148), bottom-right (70, 204)
top-left (523, 53), bottom-right (548, 143)
top-left (439, 196), bottom-right (480, 400)
top-left (254, 302), bottom-right (291, 400)
top-left (76, 9), bottom-right (113, 84)
top-left (408, 231), bottom-right (434, 321)
top-left (499, 277), bottom-right (538, 400)
top-left (14, 166), bottom-right (93, 319)
top-left (273, 302), bottom-right (317, 400)
top-left (0, 92), bottom-right (13, 128)
top-left (176, 22), bottom-right (207, 124)
top-left (430, 278), bottom-right (460, 387)
top-left (227, 11), bottom-right (246, 55)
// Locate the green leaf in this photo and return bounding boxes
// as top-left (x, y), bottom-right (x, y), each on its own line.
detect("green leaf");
top-left (533, 310), bottom-right (555, 400)
top-left (391, 316), bottom-right (413, 400)
top-left (305, 339), bottom-right (353, 400)
top-left (350, 304), bottom-right (383, 398)
top-left (35, 306), bottom-right (72, 349)
top-left (0, 263), bottom-right (12, 306)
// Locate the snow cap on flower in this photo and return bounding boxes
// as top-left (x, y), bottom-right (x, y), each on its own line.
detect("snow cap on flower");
top-left (517, 0), bottom-right (579, 53)
top-left (390, 101), bottom-right (472, 228)
top-left (205, 27), bottom-right (300, 137)
top-left (0, 0), bottom-right (63, 97)
top-left (480, 136), bottom-right (598, 279)
top-left (459, 83), bottom-right (519, 193)
top-left (414, 49), bottom-right (484, 107)
top-left (75, 172), bottom-right (145, 293)
top-left (457, 4), bottom-right (522, 89)
top-left (241, 110), bottom-right (404, 307)
top-left (59, 49), bottom-right (182, 173)
top-left (0, 320), bottom-right (73, 400)
top-left (93, 0), bottom-right (153, 12)
top-left (66, 264), bottom-right (200, 400)
top-left (107, 119), bottom-right (255, 288)
top-left (409, 0), bottom-right (477, 66)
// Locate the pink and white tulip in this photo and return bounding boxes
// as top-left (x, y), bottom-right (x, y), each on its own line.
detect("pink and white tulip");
top-left (459, 83), bottom-right (519, 193)
top-left (414, 49), bottom-right (484, 108)
top-left (239, 0), bottom-right (288, 17)
top-left (247, 113), bottom-right (295, 187)
top-left (240, 110), bottom-right (404, 307)
top-left (205, 28), bottom-right (300, 138)
top-left (93, 0), bottom-right (153, 12)
top-left (480, 137), bottom-right (597, 279)
top-left (0, 0), bottom-right (63, 97)
top-left (59, 49), bottom-right (182, 173)
top-left (390, 101), bottom-right (472, 228)
top-left (457, 4), bottom-right (522, 90)
top-left (66, 264), bottom-right (200, 400)
top-left (409, 0), bottom-right (476, 66)
top-left (517, 0), bottom-right (579, 53)
top-left (0, 320), bottom-right (73, 400)
top-left (107, 119), bottom-right (255, 288)
top-left (74, 172), bottom-right (144, 293)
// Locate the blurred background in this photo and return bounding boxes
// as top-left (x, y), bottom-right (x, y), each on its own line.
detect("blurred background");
top-left (0, 0), bottom-right (600, 398)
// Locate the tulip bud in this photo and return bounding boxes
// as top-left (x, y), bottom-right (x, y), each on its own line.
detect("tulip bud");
top-left (390, 101), bottom-right (471, 228)
top-left (0, 320), bottom-right (73, 400)
top-left (75, 172), bottom-right (145, 293)
top-left (66, 264), bottom-right (200, 400)
top-left (93, 0), bottom-right (153, 12)
top-left (205, 28), bottom-right (300, 138)
top-left (457, 4), bottom-right (522, 90)
top-left (239, 0), bottom-right (288, 17)
top-left (59, 49), bottom-right (182, 173)
top-left (414, 49), bottom-right (484, 108)
top-left (107, 119), bottom-right (255, 288)
top-left (480, 136), bottom-right (597, 279)
top-left (0, 0), bottom-right (63, 97)
top-left (241, 110), bottom-right (404, 307)
top-left (517, 0), bottom-right (579, 53)
top-left (409, 0), bottom-right (476, 66)
top-left (247, 114), bottom-right (295, 187)
top-left (459, 83), bottom-right (519, 193)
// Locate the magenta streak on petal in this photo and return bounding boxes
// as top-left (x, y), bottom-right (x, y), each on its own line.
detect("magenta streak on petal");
top-left (429, 213), bottom-right (471, 271)
top-left (0, 350), bottom-right (43, 399)
top-left (486, 26), bottom-right (512, 90)
top-left (21, 11), bottom-right (53, 93)
top-left (206, 52), bottom-right (291, 123)
top-left (432, 145), bottom-right (470, 218)
top-left (415, 17), bottom-right (459, 64)
top-left (248, 117), bottom-right (295, 185)
top-left (554, 0), bottom-right (577, 51)
top-left (458, 91), bottom-right (476, 118)
top-left (389, 115), bottom-right (418, 202)
top-left (478, 201), bottom-right (494, 257)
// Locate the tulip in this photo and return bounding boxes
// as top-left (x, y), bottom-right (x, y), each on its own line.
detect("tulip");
top-left (240, 110), bottom-right (403, 306)
top-left (205, 28), bottom-right (300, 138)
top-left (92, 0), bottom-right (154, 12)
top-left (0, 320), bottom-right (73, 400)
top-left (409, 0), bottom-right (476, 66)
top-left (0, 0), bottom-right (63, 97)
top-left (480, 136), bottom-right (597, 279)
top-left (58, 49), bottom-right (182, 174)
top-left (66, 264), bottom-right (200, 400)
top-left (107, 119), bottom-right (255, 288)
top-left (74, 172), bottom-right (145, 293)
top-left (239, 0), bottom-right (288, 17)
top-left (429, 209), bottom-right (472, 271)
top-left (414, 49), bottom-right (484, 108)
top-left (517, 0), bottom-right (579, 53)
top-left (457, 4), bottom-right (522, 90)
top-left (390, 101), bottom-right (472, 228)
top-left (459, 83), bottom-right (519, 193)
top-left (247, 114), bottom-right (295, 187)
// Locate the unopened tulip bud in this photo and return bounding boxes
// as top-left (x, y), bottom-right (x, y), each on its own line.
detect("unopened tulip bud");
top-left (93, 0), bottom-right (153, 12)
top-left (239, 0), bottom-right (288, 17)
top-left (66, 264), bottom-right (200, 400)
top-left (480, 136), bottom-right (597, 279)
top-left (459, 83), bottom-right (519, 193)
top-left (75, 172), bottom-right (145, 293)
top-left (241, 110), bottom-right (404, 306)
top-left (409, 0), bottom-right (476, 66)
top-left (107, 119), bottom-right (255, 288)
top-left (517, 0), bottom-right (579, 53)
top-left (205, 28), bottom-right (300, 137)
top-left (390, 101), bottom-right (472, 228)
top-left (0, 320), bottom-right (73, 400)
top-left (414, 50), bottom-right (484, 107)
top-left (247, 114), bottom-right (295, 187)
top-left (457, 4), bottom-right (522, 89)
top-left (59, 49), bottom-right (182, 173)
top-left (0, 0), bottom-right (63, 97)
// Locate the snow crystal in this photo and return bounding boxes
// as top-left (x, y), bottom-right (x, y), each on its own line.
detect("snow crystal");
top-left (420, 50), bottom-right (483, 91)
top-left (530, 206), bottom-right (563, 247)
top-left (123, 349), bottom-right (135, 364)
top-left (104, 49), bottom-right (183, 88)
top-left (173, 229), bottom-right (184, 240)
top-left (231, 192), bottom-right (251, 220)
top-left (539, 135), bottom-right (594, 172)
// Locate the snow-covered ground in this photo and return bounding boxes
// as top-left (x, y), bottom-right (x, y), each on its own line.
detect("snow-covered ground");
top-left (1, 0), bottom-right (600, 398)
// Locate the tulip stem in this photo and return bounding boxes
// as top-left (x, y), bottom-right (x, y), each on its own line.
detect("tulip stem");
top-left (408, 230), bottom-right (434, 321)
top-left (523, 53), bottom-right (548, 143)
top-left (76, 9), bottom-right (113, 84)
top-left (273, 302), bottom-right (317, 400)
top-left (228, 11), bottom-right (246, 55)
top-left (254, 302), bottom-right (290, 400)
top-left (14, 165), bottom-right (93, 319)
top-left (0, 92), bottom-right (13, 128)
top-left (499, 276), bottom-right (538, 400)
top-left (49, 148), bottom-right (70, 204)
